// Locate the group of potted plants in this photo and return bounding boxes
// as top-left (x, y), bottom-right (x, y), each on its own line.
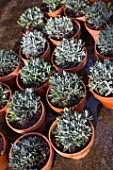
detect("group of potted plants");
top-left (0, 0), bottom-right (113, 169)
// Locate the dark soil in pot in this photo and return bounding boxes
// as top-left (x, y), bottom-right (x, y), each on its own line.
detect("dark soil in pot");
top-left (65, 8), bottom-right (85, 18)
top-left (0, 136), bottom-right (4, 156)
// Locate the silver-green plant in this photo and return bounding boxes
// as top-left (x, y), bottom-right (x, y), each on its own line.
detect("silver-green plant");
top-left (21, 30), bottom-right (46, 59)
top-left (19, 59), bottom-right (51, 88)
top-left (9, 135), bottom-right (50, 169)
top-left (7, 88), bottom-right (41, 128)
top-left (17, 7), bottom-right (44, 29)
top-left (0, 50), bottom-right (19, 76)
top-left (52, 108), bottom-right (92, 153)
top-left (85, 1), bottom-right (113, 29)
top-left (0, 84), bottom-right (9, 110)
top-left (42, 0), bottom-right (65, 12)
top-left (43, 16), bottom-right (74, 39)
top-left (48, 71), bottom-right (84, 108)
top-left (54, 38), bottom-right (85, 68)
top-left (89, 60), bottom-right (113, 96)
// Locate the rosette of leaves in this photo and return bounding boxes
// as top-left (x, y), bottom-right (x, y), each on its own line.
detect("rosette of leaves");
top-left (0, 50), bottom-right (19, 76)
top-left (21, 30), bottom-right (46, 59)
top-left (7, 88), bottom-right (41, 129)
top-left (0, 84), bottom-right (9, 110)
top-left (89, 60), bottom-right (113, 96)
top-left (97, 25), bottom-right (113, 56)
top-left (17, 7), bottom-right (44, 29)
top-left (42, 0), bottom-right (65, 12)
top-left (19, 58), bottom-right (51, 88)
top-left (85, 1), bottom-right (113, 29)
top-left (48, 71), bottom-right (84, 108)
top-left (9, 135), bottom-right (50, 169)
top-left (52, 108), bottom-right (92, 153)
top-left (54, 38), bottom-right (85, 68)
top-left (43, 16), bottom-right (74, 40)
top-left (65, 0), bottom-right (88, 17)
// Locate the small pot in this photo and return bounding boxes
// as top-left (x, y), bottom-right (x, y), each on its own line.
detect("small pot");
top-left (94, 43), bottom-right (113, 62)
top-left (84, 22), bottom-right (100, 43)
top-left (9, 132), bottom-right (54, 170)
top-left (0, 83), bottom-right (12, 117)
top-left (0, 132), bottom-right (9, 170)
top-left (49, 119), bottom-right (94, 159)
top-left (45, 5), bottom-right (65, 18)
top-left (50, 20), bottom-right (81, 46)
top-left (19, 41), bottom-right (51, 62)
top-left (51, 47), bottom-right (87, 75)
top-left (6, 101), bottom-right (46, 134)
top-left (46, 82), bottom-right (87, 113)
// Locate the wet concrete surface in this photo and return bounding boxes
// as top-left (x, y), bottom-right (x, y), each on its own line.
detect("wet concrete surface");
top-left (0, 1), bottom-right (113, 170)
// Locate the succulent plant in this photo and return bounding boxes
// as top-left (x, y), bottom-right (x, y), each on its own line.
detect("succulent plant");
top-left (85, 1), bottom-right (113, 29)
top-left (42, 0), bottom-right (65, 12)
top-left (97, 25), bottom-right (113, 56)
top-left (43, 16), bottom-right (74, 40)
top-left (65, 0), bottom-right (88, 17)
top-left (89, 60), bottom-right (113, 96)
top-left (9, 135), bottom-right (50, 169)
top-left (52, 108), bottom-right (92, 153)
top-left (48, 71), bottom-right (84, 108)
top-left (0, 50), bottom-right (19, 76)
top-left (54, 38), bottom-right (85, 68)
top-left (0, 84), bottom-right (9, 110)
top-left (19, 58), bottom-right (51, 88)
top-left (7, 88), bottom-right (41, 129)
top-left (0, 135), bottom-right (3, 156)
top-left (21, 30), bottom-right (46, 59)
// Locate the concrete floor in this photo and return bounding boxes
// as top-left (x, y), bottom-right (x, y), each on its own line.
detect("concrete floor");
top-left (0, 1), bottom-right (113, 170)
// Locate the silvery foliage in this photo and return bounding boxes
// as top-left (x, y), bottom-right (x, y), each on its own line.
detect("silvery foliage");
top-left (42, 0), bottom-right (65, 12)
top-left (85, 1), bottom-right (113, 29)
top-left (17, 7), bottom-right (44, 29)
top-left (19, 58), bottom-right (51, 87)
top-left (21, 30), bottom-right (46, 59)
top-left (52, 108), bottom-right (92, 153)
top-left (97, 25), bottom-right (113, 56)
top-left (49, 71), bottom-right (84, 107)
top-left (7, 88), bottom-right (41, 125)
top-left (43, 16), bottom-right (74, 39)
top-left (54, 38), bottom-right (85, 68)
top-left (65, 0), bottom-right (88, 16)
top-left (0, 50), bottom-right (19, 76)
top-left (89, 60), bottom-right (113, 96)
top-left (9, 135), bottom-right (49, 169)
top-left (0, 84), bottom-right (9, 109)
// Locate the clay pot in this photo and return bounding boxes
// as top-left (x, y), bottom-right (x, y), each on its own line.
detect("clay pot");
top-left (0, 132), bottom-right (9, 170)
top-left (6, 101), bottom-right (46, 134)
top-left (16, 74), bottom-right (49, 96)
top-left (46, 82), bottom-right (87, 113)
top-left (94, 43), bottom-right (113, 62)
top-left (49, 119), bottom-right (94, 159)
top-left (19, 41), bottom-right (51, 62)
top-left (50, 20), bottom-right (81, 46)
top-left (0, 82), bottom-right (12, 117)
top-left (9, 132), bottom-right (54, 170)
top-left (84, 22), bottom-right (100, 43)
top-left (51, 47), bottom-right (87, 75)
top-left (45, 5), bottom-right (65, 18)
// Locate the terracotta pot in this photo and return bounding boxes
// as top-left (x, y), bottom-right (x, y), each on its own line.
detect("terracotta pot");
top-left (9, 132), bottom-right (54, 170)
top-left (45, 5), bottom-right (65, 18)
top-left (84, 22), bottom-right (100, 43)
top-left (50, 20), bottom-right (81, 46)
top-left (46, 82), bottom-right (87, 113)
top-left (19, 41), bottom-right (51, 62)
top-left (16, 74), bottom-right (49, 96)
top-left (51, 47), bottom-right (87, 75)
top-left (0, 82), bottom-right (12, 117)
top-left (6, 101), bottom-right (46, 134)
top-left (94, 43), bottom-right (113, 62)
top-left (0, 132), bottom-right (9, 170)
top-left (49, 119), bottom-right (94, 159)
